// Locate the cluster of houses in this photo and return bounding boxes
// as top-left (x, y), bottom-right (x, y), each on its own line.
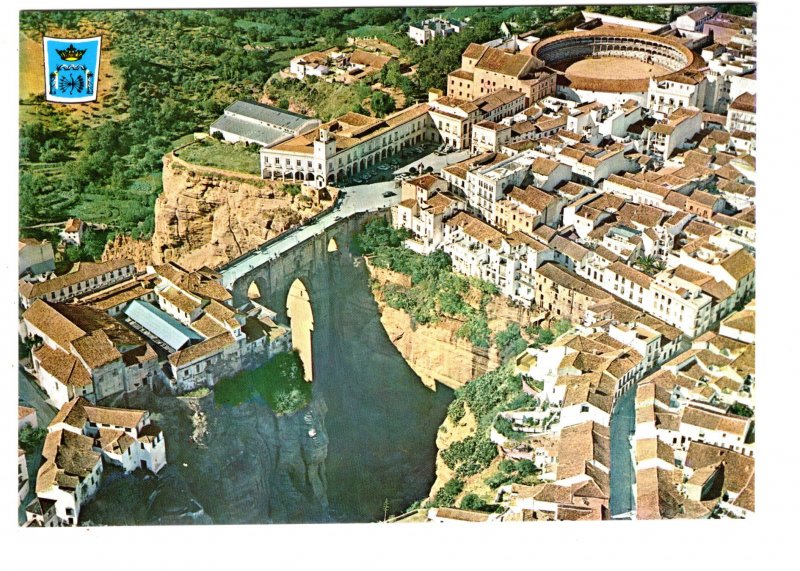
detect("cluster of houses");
top-left (388, 7), bottom-right (756, 523)
top-left (17, 258), bottom-right (291, 526)
top-left (632, 301), bottom-right (755, 519)
top-left (22, 397), bottom-right (167, 527)
top-left (287, 47), bottom-right (398, 84)
top-left (19, 260), bottom-right (291, 407)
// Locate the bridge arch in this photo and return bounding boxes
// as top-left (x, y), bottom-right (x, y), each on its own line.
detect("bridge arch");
top-left (286, 278), bottom-right (314, 382)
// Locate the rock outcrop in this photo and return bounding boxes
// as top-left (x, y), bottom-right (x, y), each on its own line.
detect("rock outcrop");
top-left (151, 154), bottom-right (333, 271)
top-left (102, 233), bottom-right (153, 270)
top-left (366, 262), bottom-right (542, 390)
top-left (81, 388), bottom-right (330, 525)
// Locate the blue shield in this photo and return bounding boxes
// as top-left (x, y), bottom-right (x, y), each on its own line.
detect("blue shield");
top-left (43, 36), bottom-right (102, 103)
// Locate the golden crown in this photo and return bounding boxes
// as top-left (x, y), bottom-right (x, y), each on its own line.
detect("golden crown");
top-left (56, 44), bottom-right (87, 62)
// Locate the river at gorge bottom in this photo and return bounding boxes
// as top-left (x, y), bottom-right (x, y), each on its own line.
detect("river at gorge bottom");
top-left (79, 238), bottom-right (453, 525)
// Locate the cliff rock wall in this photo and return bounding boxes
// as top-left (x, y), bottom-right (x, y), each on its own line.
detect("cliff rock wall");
top-left (151, 154), bottom-right (331, 271)
top-left (367, 263), bottom-right (541, 390)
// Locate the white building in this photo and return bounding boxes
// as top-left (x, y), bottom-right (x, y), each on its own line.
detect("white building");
top-left (18, 258), bottom-right (136, 308)
top-left (35, 397), bottom-right (167, 526)
top-left (210, 101), bottom-right (320, 148)
top-left (261, 104), bottom-right (435, 188)
top-left (646, 107), bottom-right (703, 160)
top-left (19, 238), bottom-right (55, 278)
top-left (59, 218), bottom-right (85, 246)
top-left (408, 18), bottom-right (466, 46)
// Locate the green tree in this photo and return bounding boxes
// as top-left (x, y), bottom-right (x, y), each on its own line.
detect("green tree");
top-left (553, 319), bottom-right (571, 337)
top-left (538, 329), bottom-right (555, 345)
top-left (459, 493), bottom-right (487, 512)
top-left (495, 322), bottom-right (528, 362)
top-left (370, 91), bottom-right (396, 118)
top-left (19, 426), bottom-right (47, 454)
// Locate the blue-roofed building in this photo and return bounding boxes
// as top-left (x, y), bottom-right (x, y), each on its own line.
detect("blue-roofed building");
top-left (210, 101), bottom-right (320, 148)
top-left (124, 300), bottom-right (204, 353)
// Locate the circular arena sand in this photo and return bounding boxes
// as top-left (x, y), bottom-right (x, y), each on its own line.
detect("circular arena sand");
top-left (555, 56), bottom-right (671, 81)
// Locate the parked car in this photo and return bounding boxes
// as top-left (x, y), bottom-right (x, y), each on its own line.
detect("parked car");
top-left (382, 191), bottom-right (396, 198)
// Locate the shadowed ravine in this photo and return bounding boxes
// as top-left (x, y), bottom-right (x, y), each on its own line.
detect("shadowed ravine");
top-left (80, 229), bottom-right (452, 525)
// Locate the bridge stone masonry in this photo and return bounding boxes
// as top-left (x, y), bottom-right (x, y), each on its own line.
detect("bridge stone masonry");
top-left (219, 187), bottom-right (391, 380)
top-left (224, 212), bottom-right (380, 315)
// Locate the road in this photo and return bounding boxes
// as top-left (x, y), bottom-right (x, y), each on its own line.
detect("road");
top-left (392, 149), bottom-right (470, 176)
top-left (19, 367), bottom-right (57, 427)
top-left (220, 179), bottom-right (399, 289)
top-left (220, 148), bottom-right (470, 290)
top-left (609, 385), bottom-right (636, 518)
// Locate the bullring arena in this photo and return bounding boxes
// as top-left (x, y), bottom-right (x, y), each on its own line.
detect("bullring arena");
top-left (532, 28), bottom-right (700, 101)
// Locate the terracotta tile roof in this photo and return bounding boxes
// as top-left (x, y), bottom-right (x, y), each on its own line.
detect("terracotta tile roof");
top-left (33, 345), bottom-right (93, 388)
top-left (85, 403), bottom-right (146, 429)
top-left (475, 46), bottom-right (536, 77)
top-left (19, 405), bottom-right (36, 420)
top-left (720, 248), bottom-right (755, 281)
top-left (550, 235), bottom-right (589, 262)
top-left (71, 330), bottom-right (122, 369)
top-left (556, 181), bottom-right (586, 197)
top-left (617, 203), bottom-right (668, 228)
top-left (168, 332), bottom-right (237, 368)
top-left (121, 343), bottom-right (158, 367)
top-left (96, 428), bottom-right (136, 455)
top-left (154, 262), bottom-right (231, 303)
top-left (607, 174), bottom-right (671, 198)
top-left (681, 405), bottom-right (749, 436)
top-left (722, 308), bottom-right (755, 335)
top-left (23, 300), bottom-right (86, 349)
top-left (19, 258), bottom-right (134, 301)
top-left (64, 218), bottom-right (84, 233)
top-left (608, 261), bottom-right (652, 289)
top-left (408, 173), bottom-right (443, 191)
top-left (430, 96), bottom-right (478, 114)
top-left (473, 89), bottom-right (525, 113)
top-left (635, 466), bottom-right (684, 520)
top-left (349, 49), bottom-right (391, 70)
top-left (448, 69), bottom-right (474, 81)
top-left (462, 43), bottom-right (488, 60)
top-left (731, 473), bottom-right (755, 512)
top-left (532, 157), bottom-right (562, 176)
top-left (158, 286), bottom-right (202, 314)
top-left (684, 220), bottom-right (719, 238)
top-left (507, 185), bottom-right (557, 212)
top-left (190, 314), bottom-right (227, 338)
top-left (536, 263), bottom-right (609, 302)
top-left (424, 192), bottom-right (460, 215)
top-left (684, 441), bottom-right (754, 495)
top-left (505, 230), bottom-right (550, 253)
top-left (556, 421), bottom-right (610, 481)
top-left (80, 279), bottom-right (154, 311)
top-left (729, 92), bottom-right (755, 113)
top-left (137, 422), bottom-right (163, 444)
top-left (445, 211), bottom-right (505, 248)
top-left (37, 429), bottom-right (100, 493)
top-left (203, 299), bottom-right (242, 329)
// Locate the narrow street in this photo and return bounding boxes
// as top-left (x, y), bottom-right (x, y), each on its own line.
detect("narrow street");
top-left (609, 385), bottom-right (636, 518)
top-left (19, 367), bottom-right (57, 427)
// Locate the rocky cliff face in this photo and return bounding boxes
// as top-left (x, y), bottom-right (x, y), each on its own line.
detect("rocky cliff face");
top-left (102, 234), bottom-right (153, 271)
top-left (81, 388), bottom-right (331, 525)
top-left (367, 263), bottom-right (541, 390)
top-left (151, 154), bottom-right (332, 271)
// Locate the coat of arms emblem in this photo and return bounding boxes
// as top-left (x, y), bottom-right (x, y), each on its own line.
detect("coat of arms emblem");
top-left (43, 36), bottom-right (101, 103)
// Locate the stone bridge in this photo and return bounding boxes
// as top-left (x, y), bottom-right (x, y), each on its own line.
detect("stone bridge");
top-left (222, 211), bottom-right (386, 320)
top-left (219, 205), bottom-right (389, 382)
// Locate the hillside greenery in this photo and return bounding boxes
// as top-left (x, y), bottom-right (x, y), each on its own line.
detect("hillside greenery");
top-left (357, 218), bottom-right (498, 347)
top-left (213, 350), bottom-right (311, 415)
top-left (19, 6), bottom-right (582, 255)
